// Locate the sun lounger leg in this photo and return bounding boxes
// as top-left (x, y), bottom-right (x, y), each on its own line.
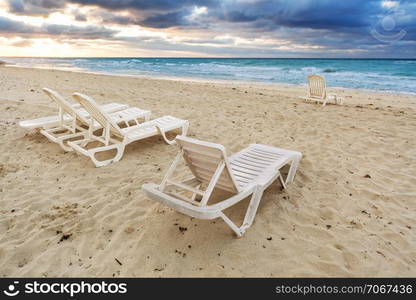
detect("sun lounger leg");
top-left (41, 128), bottom-right (87, 152)
top-left (285, 156), bottom-right (301, 184)
top-left (69, 138), bottom-right (126, 167)
top-left (218, 186), bottom-right (264, 237)
top-left (241, 185), bottom-right (264, 233)
top-left (181, 121), bottom-right (189, 136)
top-left (220, 212), bottom-right (244, 237)
top-left (88, 144), bottom-right (125, 167)
top-left (57, 132), bottom-right (87, 152)
top-left (157, 121), bottom-right (190, 145)
top-left (279, 174), bottom-right (287, 189)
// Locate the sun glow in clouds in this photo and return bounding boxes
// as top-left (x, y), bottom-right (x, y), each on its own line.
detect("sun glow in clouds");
top-left (187, 6), bottom-right (208, 22)
top-left (381, 1), bottom-right (399, 9)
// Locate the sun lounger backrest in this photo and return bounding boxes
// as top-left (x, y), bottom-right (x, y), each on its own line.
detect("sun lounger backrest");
top-left (308, 75), bottom-right (326, 99)
top-left (72, 93), bottom-right (124, 137)
top-left (176, 136), bottom-right (239, 193)
top-left (43, 88), bottom-right (89, 125)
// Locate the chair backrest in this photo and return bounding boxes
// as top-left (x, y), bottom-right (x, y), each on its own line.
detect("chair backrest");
top-left (307, 75), bottom-right (327, 99)
top-left (43, 88), bottom-right (89, 125)
top-left (176, 136), bottom-right (240, 194)
top-left (72, 93), bottom-right (124, 137)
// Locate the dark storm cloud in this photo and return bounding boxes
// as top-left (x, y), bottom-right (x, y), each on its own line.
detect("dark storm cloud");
top-left (235, 0), bottom-right (415, 41)
top-left (71, 0), bottom-right (381, 32)
top-left (5, 0), bottom-right (415, 35)
top-left (0, 15), bottom-right (35, 33)
top-left (140, 10), bottom-right (191, 28)
top-left (8, 0), bottom-right (67, 15)
top-left (7, 0), bottom-right (218, 15)
top-left (2, 0), bottom-right (416, 57)
top-left (80, 0), bottom-right (416, 49)
top-left (42, 23), bottom-right (116, 39)
top-left (70, 0), bottom-right (217, 10)
top-left (74, 14), bottom-right (87, 21)
top-left (219, 11), bottom-right (259, 23)
top-left (89, 10), bottom-right (137, 25)
top-left (5, 0), bottom-right (217, 27)
top-left (220, 0), bottom-right (380, 29)
top-left (0, 15), bottom-right (117, 39)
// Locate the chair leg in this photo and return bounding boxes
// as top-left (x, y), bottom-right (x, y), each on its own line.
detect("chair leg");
top-left (220, 213), bottom-right (244, 237)
top-left (89, 143), bottom-right (125, 167)
top-left (57, 137), bottom-right (75, 152)
top-left (157, 122), bottom-right (189, 145)
top-left (278, 174), bottom-right (287, 189)
top-left (57, 132), bottom-right (87, 152)
top-left (218, 186), bottom-right (264, 237)
top-left (286, 158), bottom-right (300, 184)
top-left (181, 122), bottom-right (189, 136)
top-left (41, 128), bottom-right (87, 152)
top-left (241, 186), bottom-right (264, 232)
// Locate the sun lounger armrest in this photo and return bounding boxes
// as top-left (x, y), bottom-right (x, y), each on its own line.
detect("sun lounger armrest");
top-left (142, 183), bottom-right (222, 219)
top-left (156, 125), bottom-right (176, 145)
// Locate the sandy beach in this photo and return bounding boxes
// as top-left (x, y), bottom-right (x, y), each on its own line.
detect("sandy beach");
top-left (0, 66), bottom-right (415, 277)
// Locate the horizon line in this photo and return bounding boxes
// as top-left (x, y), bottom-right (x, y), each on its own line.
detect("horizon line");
top-left (1, 56), bottom-right (415, 60)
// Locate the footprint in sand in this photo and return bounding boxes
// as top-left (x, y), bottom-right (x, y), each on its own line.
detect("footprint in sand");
top-left (334, 244), bottom-right (360, 271)
top-left (0, 163), bottom-right (19, 177)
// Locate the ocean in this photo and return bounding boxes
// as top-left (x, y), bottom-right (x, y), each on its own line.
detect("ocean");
top-left (3, 57), bottom-right (416, 94)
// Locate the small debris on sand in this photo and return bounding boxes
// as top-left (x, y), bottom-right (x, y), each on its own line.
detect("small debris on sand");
top-left (58, 233), bottom-right (72, 243)
top-left (154, 265), bottom-right (166, 272)
top-left (178, 226), bottom-right (187, 233)
top-left (124, 227), bottom-right (134, 234)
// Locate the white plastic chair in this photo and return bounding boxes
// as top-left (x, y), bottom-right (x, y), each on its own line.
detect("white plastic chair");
top-left (37, 88), bottom-right (150, 151)
top-left (142, 136), bottom-right (302, 237)
top-left (68, 93), bottom-right (189, 167)
top-left (19, 88), bottom-right (131, 129)
top-left (302, 75), bottom-right (344, 106)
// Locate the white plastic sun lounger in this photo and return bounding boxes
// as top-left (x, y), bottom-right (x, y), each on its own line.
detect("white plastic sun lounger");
top-left (31, 88), bottom-right (151, 151)
top-left (67, 93), bottom-right (189, 167)
top-left (302, 75), bottom-right (344, 106)
top-left (19, 89), bottom-right (131, 130)
top-left (142, 136), bottom-right (302, 237)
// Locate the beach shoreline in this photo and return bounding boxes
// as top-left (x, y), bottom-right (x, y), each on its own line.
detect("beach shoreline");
top-left (6, 57), bottom-right (416, 96)
top-left (0, 66), bottom-right (415, 277)
top-left (2, 65), bottom-right (416, 109)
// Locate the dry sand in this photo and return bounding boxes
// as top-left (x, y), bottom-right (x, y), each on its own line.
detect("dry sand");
top-left (0, 66), bottom-right (415, 277)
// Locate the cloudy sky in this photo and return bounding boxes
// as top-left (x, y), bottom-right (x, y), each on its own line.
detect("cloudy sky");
top-left (0, 0), bottom-right (415, 57)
